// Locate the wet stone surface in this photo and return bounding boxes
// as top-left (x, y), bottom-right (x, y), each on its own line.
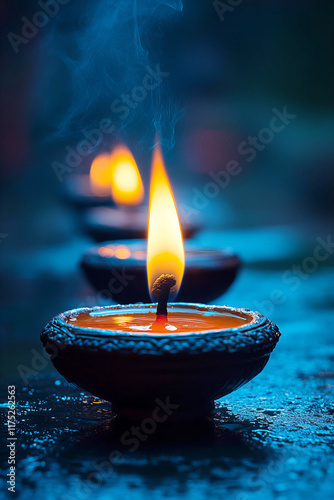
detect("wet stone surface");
top-left (1, 364), bottom-right (333, 500)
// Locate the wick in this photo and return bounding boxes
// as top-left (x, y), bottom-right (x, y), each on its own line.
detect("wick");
top-left (151, 274), bottom-right (176, 318)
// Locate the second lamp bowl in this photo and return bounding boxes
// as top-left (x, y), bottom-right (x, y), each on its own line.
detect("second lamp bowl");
top-left (81, 240), bottom-right (241, 304)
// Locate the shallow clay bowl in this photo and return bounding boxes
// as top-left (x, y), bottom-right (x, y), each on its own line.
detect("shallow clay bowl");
top-left (83, 206), bottom-right (200, 242)
top-left (80, 240), bottom-right (241, 304)
top-left (41, 303), bottom-right (281, 421)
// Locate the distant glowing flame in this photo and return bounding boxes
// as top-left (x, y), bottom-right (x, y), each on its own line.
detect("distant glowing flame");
top-left (89, 145), bottom-right (144, 204)
top-left (98, 244), bottom-right (131, 259)
top-left (110, 145), bottom-right (144, 205)
top-left (147, 144), bottom-right (185, 301)
top-left (114, 245), bottom-right (131, 260)
top-left (90, 153), bottom-right (113, 196)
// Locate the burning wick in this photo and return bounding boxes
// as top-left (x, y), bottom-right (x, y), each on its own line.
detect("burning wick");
top-left (151, 274), bottom-right (176, 319)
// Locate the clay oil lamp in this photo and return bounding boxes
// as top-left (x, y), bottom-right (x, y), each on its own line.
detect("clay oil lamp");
top-left (63, 152), bottom-right (116, 208)
top-left (41, 144), bottom-right (281, 421)
top-left (83, 144), bottom-right (148, 239)
top-left (84, 144), bottom-right (199, 242)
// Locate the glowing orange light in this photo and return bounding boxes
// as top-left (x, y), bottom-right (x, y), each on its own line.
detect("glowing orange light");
top-left (115, 245), bottom-right (131, 260)
top-left (147, 144), bottom-right (185, 301)
top-left (90, 153), bottom-right (113, 196)
top-left (98, 246), bottom-right (115, 257)
top-left (110, 145), bottom-right (144, 205)
top-left (112, 316), bottom-right (135, 327)
top-left (89, 145), bottom-right (144, 204)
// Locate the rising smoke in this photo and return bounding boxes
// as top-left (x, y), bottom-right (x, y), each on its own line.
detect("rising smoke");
top-left (46, 0), bottom-right (183, 152)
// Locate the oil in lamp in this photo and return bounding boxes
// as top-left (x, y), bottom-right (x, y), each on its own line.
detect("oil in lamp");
top-left (42, 144), bottom-right (281, 421)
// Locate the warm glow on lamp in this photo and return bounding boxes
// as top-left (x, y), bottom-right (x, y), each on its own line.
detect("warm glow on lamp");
top-left (110, 145), bottom-right (144, 205)
top-left (147, 144), bottom-right (185, 301)
top-left (90, 153), bottom-right (113, 196)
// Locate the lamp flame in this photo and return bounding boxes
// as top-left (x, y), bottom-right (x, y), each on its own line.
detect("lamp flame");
top-left (90, 153), bottom-right (113, 196)
top-left (110, 145), bottom-right (144, 205)
top-left (89, 146), bottom-right (144, 204)
top-left (147, 144), bottom-right (185, 301)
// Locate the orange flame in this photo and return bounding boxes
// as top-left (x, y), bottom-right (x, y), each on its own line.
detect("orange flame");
top-left (89, 146), bottom-right (144, 204)
top-left (90, 153), bottom-right (113, 196)
top-left (110, 145), bottom-right (144, 205)
top-left (147, 144), bottom-right (185, 301)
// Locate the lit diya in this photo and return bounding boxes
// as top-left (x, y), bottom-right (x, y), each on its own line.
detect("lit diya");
top-left (41, 144), bottom-right (281, 421)
top-left (63, 145), bottom-right (144, 208)
top-left (83, 144), bottom-right (200, 241)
